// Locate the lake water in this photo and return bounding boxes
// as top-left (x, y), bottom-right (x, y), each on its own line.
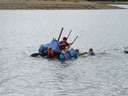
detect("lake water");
top-left (0, 10), bottom-right (128, 96)
top-left (112, 4), bottom-right (128, 9)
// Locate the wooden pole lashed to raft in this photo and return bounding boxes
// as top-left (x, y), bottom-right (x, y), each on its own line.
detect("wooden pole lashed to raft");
top-left (58, 27), bottom-right (64, 41)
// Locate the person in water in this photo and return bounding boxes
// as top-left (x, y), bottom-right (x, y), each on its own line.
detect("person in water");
top-left (59, 37), bottom-right (71, 50)
top-left (88, 48), bottom-right (95, 56)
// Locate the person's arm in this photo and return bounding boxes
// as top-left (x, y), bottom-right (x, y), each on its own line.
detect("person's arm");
top-left (69, 42), bottom-right (73, 45)
top-left (65, 42), bottom-right (70, 46)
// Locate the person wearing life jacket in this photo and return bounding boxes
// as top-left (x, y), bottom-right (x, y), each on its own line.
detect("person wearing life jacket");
top-left (59, 37), bottom-right (71, 50)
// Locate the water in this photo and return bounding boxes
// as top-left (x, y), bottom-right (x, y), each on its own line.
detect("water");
top-left (112, 4), bottom-right (128, 9)
top-left (0, 10), bottom-right (128, 96)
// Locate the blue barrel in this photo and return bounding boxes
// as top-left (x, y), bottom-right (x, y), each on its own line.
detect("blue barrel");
top-left (39, 44), bottom-right (49, 54)
top-left (59, 53), bottom-right (65, 62)
top-left (69, 48), bottom-right (78, 59)
top-left (65, 51), bottom-right (71, 60)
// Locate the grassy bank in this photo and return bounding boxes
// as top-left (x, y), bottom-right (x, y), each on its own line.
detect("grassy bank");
top-left (0, 0), bottom-right (122, 9)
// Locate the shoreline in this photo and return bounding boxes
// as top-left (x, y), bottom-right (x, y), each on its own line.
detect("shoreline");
top-left (0, 1), bottom-right (123, 10)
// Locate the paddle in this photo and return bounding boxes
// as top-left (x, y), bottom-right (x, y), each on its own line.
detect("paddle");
top-left (79, 52), bottom-right (88, 56)
top-left (30, 53), bottom-right (46, 57)
top-left (30, 53), bottom-right (40, 57)
top-left (58, 27), bottom-right (64, 41)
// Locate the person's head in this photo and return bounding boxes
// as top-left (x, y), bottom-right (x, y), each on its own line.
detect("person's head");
top-left (63, 37), bottom-right (67, 41)
top-left (89, 48), bottom-right (93, 52)
top-left (75, 49), bottom-right (79, 53)
top-left (89, 48), bottom-right (95, 56)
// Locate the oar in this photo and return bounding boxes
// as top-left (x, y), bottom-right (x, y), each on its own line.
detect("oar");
top-left (71, 35), bottom-right (78, 45)
top-left (58, 27), bottom-right (64, 41)
top-left (79, 52), bottom-right (88, 56)
top-left (30, 53), bottom-right (46, 57)
top-left (67, 30), bottom-right (72, 40)
top-left (30, 53), bottom-right (40, 57)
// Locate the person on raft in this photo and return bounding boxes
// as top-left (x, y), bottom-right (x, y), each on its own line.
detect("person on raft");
top-left (59, 37), bottom-right (72, 50)
top-left (47, 37), bottom-right (71, 58)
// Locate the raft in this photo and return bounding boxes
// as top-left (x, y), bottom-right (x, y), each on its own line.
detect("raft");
top-left (31, 39), bottom-right (86, 62)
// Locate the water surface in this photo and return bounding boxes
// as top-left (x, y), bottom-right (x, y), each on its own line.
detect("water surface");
top-left (0, 10), bottom-right (128, 96)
